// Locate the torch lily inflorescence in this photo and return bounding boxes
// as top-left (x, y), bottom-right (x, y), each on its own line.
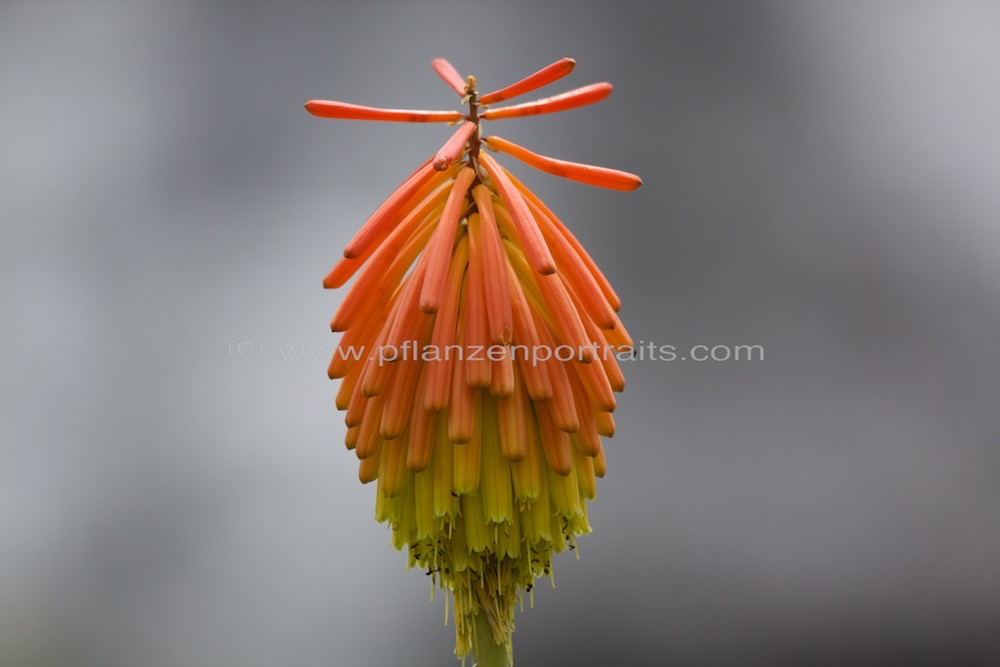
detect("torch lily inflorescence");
top-left (307, 58), bottom-right (640, 665)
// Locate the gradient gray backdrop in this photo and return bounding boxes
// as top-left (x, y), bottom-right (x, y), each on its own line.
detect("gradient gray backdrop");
top-left (3, 1), bottom-right (1000, 665)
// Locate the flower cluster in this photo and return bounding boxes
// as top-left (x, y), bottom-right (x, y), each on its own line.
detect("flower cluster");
top-left (307, 58), bottom-right (640, 663)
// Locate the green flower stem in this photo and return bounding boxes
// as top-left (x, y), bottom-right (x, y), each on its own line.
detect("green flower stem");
top-left (472, 608), bottom-right (510, 667)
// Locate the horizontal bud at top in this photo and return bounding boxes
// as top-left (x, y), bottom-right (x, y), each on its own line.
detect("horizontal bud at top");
top-left (484, 135), bottom-right (642, 191)
top-left (431, 58), bottom-right (467, 96)
top-left (479, 57), bottom-right (577, 105)
top-left (481, 82), bottom-right (613, 120)
top-left (305, 100), bottom-right (463, 123)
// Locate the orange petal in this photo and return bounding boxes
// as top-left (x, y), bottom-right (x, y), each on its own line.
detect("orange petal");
top-left (425, 235), bottom-right (469, 411)
top-left (561, 273), bottom-right (626, 392)
top-left (344, 425), bottom-right (359, 451)
top-left (484, 135), bottom-right (641, 191)
top-left (594, 409), bottom-right (615, 438)
top-left (328, 297), bottom-right (388, 378)
top-left (323, 164), bottom-right (456, 288)
top-left (480, 82), bottom-right (612, 120)
top-left (593, 443), bottom-right (607, 478)
top-left (574, 446), bottom-right (597, 500)
top-left (379, 436), bottom-right (409, 497)
top-left (381, 358), bottom-right (423, 440)
top-left (536, 271), bottom-right (595, 364)
top-left (334, 358), bottom-right (363, 409)
top-left (355, 392), bottom-right (385, 459)
top-left (472, 185), bottom-right (514, 345)
top-left (568, 373), bottom-right (601, 457)
top-left (573, 352), bottom-right (616, 413)
top-left (497, 370), bottom-right (529, 461)
top-left (344, 362), bottom-right (369, 428)
top-left (535, 401), bottom-right (572, 475)
top-left (448, 328), bottom-right (475, 444)
top-left (431, 58), bottom-right (467, 96)
top-left (505, 251), bottom-right (553, 402)
top-left (453, 391), bottom-right (482, 494)
top-left (489, 346), bottom-right (515, 398)
top-left (405, 367), bottom-right (436, 471)
top-left (361, 292), bottom-right (403, 397)
top-left (419, 167), bottom-right (476, 313)
top-left (343, 161), bottom-right (437, 259)
top-left (433, 121), bottom-right (477, 171)
top-left (479, 57), bottom-right (576, 105)
top-left (507, 170), bottom-right (621, 311)
top-left (305, 100), bottom-right (463, 123)
top-left (603, 309), bottom-right (634, 351)
top-left (330, 198), bottom-right (443, 332)
top-left (382, 258), bottom-right (432, 356)
top-left (532, 309), bottom-right (580, 434)
top-left (464, 213), bottom-right (492, 389)
top-left (479, 152), bottom-right (555, 275)
top-left (523, 195), bottom-right (617, 329)
top-left (358, 452), bottom-right (380, 484)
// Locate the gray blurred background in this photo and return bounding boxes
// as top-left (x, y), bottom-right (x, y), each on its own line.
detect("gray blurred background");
top-left (3, 1), bottom-right (1000, 665)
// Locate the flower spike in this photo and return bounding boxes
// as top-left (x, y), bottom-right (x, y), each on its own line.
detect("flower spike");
top-left (479, 57), bottom-right (576, 105)
top-left (306, 57), bottom-right (641, 665)
top-left (480, 82), bottom-right (613, 120)
top-left (485, 135), bottom-right (642, 191)
top-left (431, 58), bottom-right (467, 96)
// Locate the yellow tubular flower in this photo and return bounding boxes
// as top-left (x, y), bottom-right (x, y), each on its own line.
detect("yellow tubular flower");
top-left (307, 58), bottom-right (642, 665)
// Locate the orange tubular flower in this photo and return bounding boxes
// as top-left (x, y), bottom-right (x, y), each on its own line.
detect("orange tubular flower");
top-left (306, 58), bottom-right (641, 666)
